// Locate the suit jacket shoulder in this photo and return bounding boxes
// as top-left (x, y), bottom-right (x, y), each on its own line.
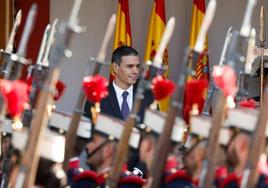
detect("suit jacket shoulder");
top-left (84, 83), bottom-right (123, 120)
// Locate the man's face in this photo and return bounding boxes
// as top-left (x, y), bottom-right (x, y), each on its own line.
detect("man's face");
top-left (226, 133), bottom-right (248, 167)
top-left (184, 141), bottom-right (205, 175)
top-left (113, 55), bottom-right (140, 88)
top-left (86, 135), bottom-right (105, 170)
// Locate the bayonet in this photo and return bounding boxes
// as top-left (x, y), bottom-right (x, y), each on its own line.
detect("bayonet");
top-left (200, 0), bottom-right (257, 186)
top-left (4, 10), bottom-right (22, 54)
top-left (35, 24), bottom-right (51, 67)
top-left (203, 27), bottom-right (233, 116)
top-left (219, 27), bottom-right (233, 66)
top-left (149, 2), bottom-right (216, 188)
top-left (240, 0), bottom-right (257, 37)
top-left (4, 5), bottom-right (37, 80)
top-left (41, 19), bottom-right (58, 67)
top-left (18, 1), bottom-right (84, 187)
top-left (63, 14), bottom-right (116, 170)
top-left (241, 5), bottom-right (268, 188)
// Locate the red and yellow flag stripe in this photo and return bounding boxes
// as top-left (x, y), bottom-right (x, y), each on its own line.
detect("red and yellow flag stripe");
top-left (110, 0), bottom-right (132, 81)
top-left (190, 0), bottom-right (209, 80)
top-left (144, 0), bottom-right (169, 112)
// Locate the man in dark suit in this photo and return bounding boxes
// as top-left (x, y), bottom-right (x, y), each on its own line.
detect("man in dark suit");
top-left (84, 45), bottom-right (154, 171)
top-left (84, 45), bottom-right (154, 123)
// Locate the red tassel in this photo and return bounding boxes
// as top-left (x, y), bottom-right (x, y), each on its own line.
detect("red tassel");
top-left (151, 76), bottom-right (176, 101)
top-left (83, 74), bottom-right (109, 103)
top-left (212, 65), bottom-right (237, 97)
top-left (0, 80), bottom-right (30, 118)
top-left (239, 98), bottom-right (256, 109)
top-left (54, 80), bottom-right (66, 101)
top-left (183, 79), bottom-right (209, 122)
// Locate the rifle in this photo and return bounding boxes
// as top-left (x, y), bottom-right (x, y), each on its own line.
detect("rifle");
top-left (202, 27), bottom-right (233, 116)
top-left (0, 10), bottom-right (22, 76)
top-left (16, 1), bottom-right (84, 187)
top-left (240, 6), bottom-right (268, 188)
top-left (6, 6), bottom-right (36, 81)
top-left (0, 10), bottom-right (22, 156)
top-left (106, 17), bottom-right (176, 188)
top-left (239, 83), bottom-right (268, 188)
top-left (22, 19), bottom-right (58, 128)
top-left (199, 0), bottom-right (257, 187)
top-left (0, 7), bottom-right (34, 119)
top-left (259, 6), bottom-right (265, 106)
top-left (63, 14), bottom-right (116, 170)
top-left (149, 1), bottom-right (216, 188)
top-left (192, 27), bottom-right (232, 188)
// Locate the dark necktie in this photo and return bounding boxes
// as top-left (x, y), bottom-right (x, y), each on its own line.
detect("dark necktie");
top-left (121, 91), bottom-right (130, 120)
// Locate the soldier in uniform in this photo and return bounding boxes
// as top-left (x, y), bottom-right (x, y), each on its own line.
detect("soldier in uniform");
top-left (180, 115), bottom-right (231, 188)
top-left (220, 107), bottom-right (268, 188)
top-left (138, 109), bottom-right (187, 187)
top-left (83, 114), bottom-right (144, 188)
top-left (48, 110), bottom-right (93, 185)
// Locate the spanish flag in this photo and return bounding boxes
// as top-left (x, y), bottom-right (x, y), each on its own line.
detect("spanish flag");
top-left (183, 0), bottom-right (210, 122)
top-left (110, 0), bottom-right (132, 81)
top-left (190, 0), bottom-right (210, 80)
top-left (144, 0), bottom-right (169, 112)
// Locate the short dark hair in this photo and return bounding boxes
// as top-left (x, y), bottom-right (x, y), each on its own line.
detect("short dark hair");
top-left (111, 45), bottom-right (138, 65)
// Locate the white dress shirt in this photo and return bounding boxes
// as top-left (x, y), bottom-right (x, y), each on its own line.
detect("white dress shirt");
top-left (113, 82), bottom-right (133, 111)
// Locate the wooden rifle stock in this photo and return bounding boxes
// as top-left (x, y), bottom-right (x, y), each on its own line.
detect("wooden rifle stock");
top-left (106, 94), bottom-right (143, 188)
top-left (22, 68), bottom-right (60, 187)
top-left (107, 65), bottom-right (159, 188)
top-left (63, 14), bottom-right (116, 170)
top-left (200, 19), bottom-right (254, 187)
top-left (150, 48), bottom-right (196, 188)
top-left (259, 6), bottom-right (265, 107)
top-left (19, 0), bottom-right (84, 187)
top-left (197, 28), bottom-right (234, 188)
top-left (240, 83), bottom-right (268, 188)
top-left (198, 92), bottom-right (226, 188)
top-left (22, 24), bottom-right (51, 128)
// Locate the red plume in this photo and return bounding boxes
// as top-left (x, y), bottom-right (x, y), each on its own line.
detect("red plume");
top-left (183, 79), bottom-right (209, 122)
top-left (83, 74), bottom-right (109, 103)
top-left (0, 80), bottom-right (30, 118)
top-left (239, 99), bottom-right (256, 109)
top-left (212, 65), bottom-right (237, 97)
top-left (151, 76), bottom-right (176, 101)
top-left (54, 80), bottom-right (66, 101)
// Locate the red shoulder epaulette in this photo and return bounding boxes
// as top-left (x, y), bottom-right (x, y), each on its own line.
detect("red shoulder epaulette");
top-left (219, 173), bottom-right (241, 188)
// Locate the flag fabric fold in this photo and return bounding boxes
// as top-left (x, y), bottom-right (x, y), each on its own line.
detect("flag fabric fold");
top-left (189, 0), bottom-right (210, 80)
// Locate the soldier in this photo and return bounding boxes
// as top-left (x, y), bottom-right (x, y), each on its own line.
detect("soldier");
top-left (180, 115), bottom-right (231, 188)
top-left (9, 123), bottom-right (67, 187)
top-left (138, 109), bottom-right (187, 187)
top-left (220, 107), bottom-right (268, 188)
top-left (48, 110), bottom-right (92, 186)
top-left (0, 120), bottom-right (14, 185)
top-left (84, 113), bottom-right (144, 188)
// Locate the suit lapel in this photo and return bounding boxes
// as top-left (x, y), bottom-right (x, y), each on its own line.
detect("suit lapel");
top-left (108, 84), bottom-right (123, 119)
